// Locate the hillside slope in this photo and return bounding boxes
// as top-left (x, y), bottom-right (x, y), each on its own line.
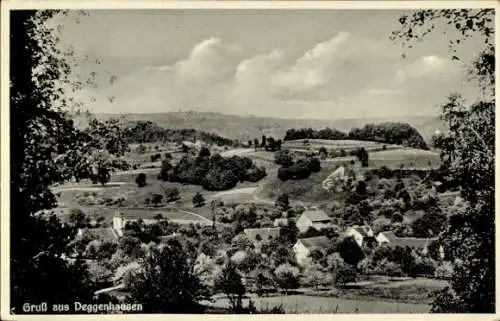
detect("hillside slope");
top-left (91, 112), bottom-right (446, 144)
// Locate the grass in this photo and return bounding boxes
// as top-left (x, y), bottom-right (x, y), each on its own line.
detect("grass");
top-left (53, 206), bottom-right (204, 225)
top-left (367, 148), bottom-right (441, 170)
top-left (257, 162), bottom-right (350, 206)
top-left (208, 294), bottom-right (430, 313)
top-left (282, 139), bottom-right (400, 154)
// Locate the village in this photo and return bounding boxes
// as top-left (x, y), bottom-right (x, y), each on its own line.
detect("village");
top-left (51, 126), bottom-right (456, 313)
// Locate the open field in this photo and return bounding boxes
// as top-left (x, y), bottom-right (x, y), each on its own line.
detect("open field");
top-left (206, 294), bottom-right (430, 313)
top-left (50, 206), bottom-right (209, 225)
top-left (367, 148), bottom-right (440, 169)
top-left (257, 162), bottom-right (348, 206)
top-left (283, 139), bottom-right (399, 153)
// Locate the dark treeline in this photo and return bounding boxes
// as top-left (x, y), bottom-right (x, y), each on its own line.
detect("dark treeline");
top-left (162, 149), bottom-right (266, 191)
top-left (283, 122), bottom-right (428, 150)
top-left (348, 122), bottom-right (428, 150)
top-left (283, 127), bottom-right (347, 141)
top-left (123, 120), bottom-right (238, 146)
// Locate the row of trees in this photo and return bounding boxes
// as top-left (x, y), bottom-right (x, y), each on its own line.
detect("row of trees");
top-left (283, 123), bottom-right (427, 150)
top-left (123, 120), bottom-right (238, 146)
top-left (249, 135), bottom-right (282, 152)
top-left (284, 127), bottom-right (347, 141)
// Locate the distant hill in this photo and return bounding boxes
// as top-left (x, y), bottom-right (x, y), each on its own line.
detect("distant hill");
top-left (90, 111), bottom-right (446, 144)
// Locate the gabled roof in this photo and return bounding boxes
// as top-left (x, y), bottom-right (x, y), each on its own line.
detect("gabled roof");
top-left (301, 210), bottom-right (331, 223)
top-left (381, 231), bottom-right (437, 249)
top-left (351, 226), bottom-right (373, 237)
top-left (244, 227), bottom-right (282, 242)
top-left (297, 236), bottom-right (330, 250)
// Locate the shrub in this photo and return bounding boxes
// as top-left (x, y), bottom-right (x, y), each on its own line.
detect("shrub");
top-left (164, 187), bottom-right (180, 202)
top-left (135, 173), bottom-right (147, 187)
top-left (378, 166), bottom-right (393, 179)
top-left (308, 157), bottom-right (321, 172)
top-left (193, 192), bottom-right (205, 207)
top-left (335, 265), bottom-right (357, 285)
top-left (151, 194), bottom-right (163, 207)
top-left (274, 150), bottom-right (294, 167)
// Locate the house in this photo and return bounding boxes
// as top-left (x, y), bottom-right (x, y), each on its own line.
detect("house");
top-left (243, 227), bottom-right (282, 252)
top-left (296, 209), bottom-right (332, 233)
top-left (293, 236), bottom-right (331, 266)
top-left (112, 212), bottom-right (158, 237)
top-left (376, 231), bottom-right (444, 258)
top-left (344, 225), bottom-right (374, 248)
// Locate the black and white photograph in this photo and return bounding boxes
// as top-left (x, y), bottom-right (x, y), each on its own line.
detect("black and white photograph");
top-left (1, 1), bottom-right (496, 317)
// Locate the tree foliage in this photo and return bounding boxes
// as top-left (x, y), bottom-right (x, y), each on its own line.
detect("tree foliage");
top-left (284, 127), bottom-right (347, 141)
top-left (9, 10), bottom-right (129, 311)
top-left (127, 240), bottom-right (207, 313)
top-left (391, 8), bottom-right (494, 313)
top-left (348, 122), bottom-right (428, 150)
top-left (214, 262), bottom-right (246, 312)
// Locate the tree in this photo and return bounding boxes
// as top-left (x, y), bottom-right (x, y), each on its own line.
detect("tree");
top-left (334, 265), bottom-right (357, 286)
top-left (198, 146), bottom-right (211, 158)
top-left (214, 262), bottom-right (246, 312)
top-left (411, 209), bottom-right (447, 238)
top-left (275, 193), bottom-right (290, 211)
top-left (127, 241), bottom-right (207, 313)
top-left (151, 194), bottom-right (163, 207)
top-left (274, 150), bottom-right (294, 167)
top-left (135, 173), bottom-right (147, 187)
top-left (261, 135), bottom-right (267, 148)
top-left (9, 10), bottom-right (132, 311)
top-left (308, 157), bottom-right (321, 172)
top-left (253, 138), bottom-right (259, 151)
top-left (192, 192), bottom-right (205, 207)
top-left (338, 236), bottom-right (365, 266)
top-left (274, 263), bottom-right (300, 295)
top-left (318, 147), bottom-right (328, 159)
top-left (163, 187), bottom-right (180, 203)
top-left (68, 208), bottom-right (89, 229)
top-left (95, 164), bottom-right (111, 185)
top-left (301, 261), bottom-right (329, 290)
top-left (117, 236), bottom-right (143, 258)
top-left (355, 148), bottom-right (369, 167)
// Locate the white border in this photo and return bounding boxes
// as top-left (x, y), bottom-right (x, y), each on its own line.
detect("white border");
top-left (1, 1), bottom-right (498, 321)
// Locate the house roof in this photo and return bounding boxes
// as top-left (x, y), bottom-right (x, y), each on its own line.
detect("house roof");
top-left (301, 210), bottom-right (331, 223)
top-left (352, 226), bottom-right (373, 237)
top-left (298, 236), bottom-right (331, 250)
top-left (381, 231), bottom-right (437, 249)
top-left (244, 227), bottom-right (282, 242)
top-left (79, 228), bottom-right (120, 243)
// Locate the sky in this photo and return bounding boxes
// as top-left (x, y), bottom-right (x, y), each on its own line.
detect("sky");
top-left (55, 9), bottom-right (486, 119)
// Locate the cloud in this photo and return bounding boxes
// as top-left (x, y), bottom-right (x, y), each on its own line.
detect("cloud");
top-left (173, 37), bottom-right (241, 84)
top-left (394, 55), bottom-right (463, 84)
top-left (270, 32), bottom-right (351, 93)
top-left (80, 35), bottom-right (472, 119)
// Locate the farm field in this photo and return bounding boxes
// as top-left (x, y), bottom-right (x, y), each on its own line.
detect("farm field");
top-left (283, 139), bottom-right (400, 153)
top-left (51, 206), bottom-right (208, 225)
top-left (367, 148), bottom-right (441, 170)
